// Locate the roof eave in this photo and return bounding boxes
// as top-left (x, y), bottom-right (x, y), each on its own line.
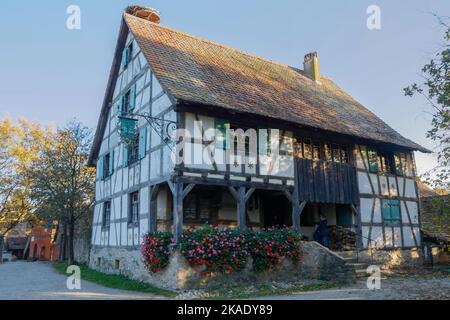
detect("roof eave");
top-left (88, 17), bottom-right (129, 167)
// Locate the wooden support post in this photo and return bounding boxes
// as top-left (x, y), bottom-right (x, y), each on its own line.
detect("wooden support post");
top-left (148, 184), bottom-right (160, 233)
top-left (168, 181), bottom-right (196, 242)
top-left (351, 204), bottom-right (363, 250)
top-left (229, 186), bottom-right (255, 230)
top-left (284, 190), bottom-right (306, 232)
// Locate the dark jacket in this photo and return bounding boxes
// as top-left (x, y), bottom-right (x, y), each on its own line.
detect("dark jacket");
top-left (317, 219), bottom-right (329, 237)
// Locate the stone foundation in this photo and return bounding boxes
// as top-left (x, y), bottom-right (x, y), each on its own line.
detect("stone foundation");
top-left (89, 241), bottom-right (355, 290)
top-left (357, 248), bottom-right (424, 269)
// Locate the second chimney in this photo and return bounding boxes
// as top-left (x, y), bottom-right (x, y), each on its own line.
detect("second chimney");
top-left (303, 52), bottom-right (320, 82)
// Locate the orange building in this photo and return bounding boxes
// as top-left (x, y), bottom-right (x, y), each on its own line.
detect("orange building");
top-left (28, 225), bottom-right (61, 261)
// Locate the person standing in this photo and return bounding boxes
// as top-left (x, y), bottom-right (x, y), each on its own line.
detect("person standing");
top-left (317, 214), bottom-right (329, 248)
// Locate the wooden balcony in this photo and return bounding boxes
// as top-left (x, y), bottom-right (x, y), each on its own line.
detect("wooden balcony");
top-left (295, 158), bottom-right (358, 205)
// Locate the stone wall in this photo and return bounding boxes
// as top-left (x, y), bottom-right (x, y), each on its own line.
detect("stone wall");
top-left (89, 241), bottom-right (355, 290)
top-left (74, 231), bottom-right (91, 264)
top-left (357, 248), bottom-right (424, 269)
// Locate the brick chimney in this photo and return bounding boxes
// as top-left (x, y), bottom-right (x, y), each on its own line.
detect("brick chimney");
top-left (303, 52), bottom-right (320, 82)
top-left (126, 6), bottom-right (160, 24)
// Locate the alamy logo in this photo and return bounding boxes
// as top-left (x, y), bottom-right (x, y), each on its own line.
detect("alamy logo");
top-left (366, 5), bottom-right (381, 30)
top-left (366, 265), bottom-right (381, 290)
top-left (171, 122), bottom-right (282, 174)
top-left (66, 265), bottom-right (81, 290)
top-left (66, 5), bottom-right (81, 30)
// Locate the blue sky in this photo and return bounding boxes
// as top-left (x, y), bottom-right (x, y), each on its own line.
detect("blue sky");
top-left (0, 0), bottom-right (448, 174)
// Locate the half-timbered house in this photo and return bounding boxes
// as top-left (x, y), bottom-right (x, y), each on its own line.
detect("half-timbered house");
top-left (88, 6), bottom-right (429, 274)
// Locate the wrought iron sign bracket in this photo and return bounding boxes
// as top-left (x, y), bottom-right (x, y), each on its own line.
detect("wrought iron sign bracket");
top-left (118, 111), bottom-right (178, 150)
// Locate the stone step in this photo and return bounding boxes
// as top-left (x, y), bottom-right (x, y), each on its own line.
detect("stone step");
top-left (334, 251), bottom-right (358, 259)
top-left (343, 257), bottom-right (358, 263)
top-left (347, 262), bottom-right (369, 269)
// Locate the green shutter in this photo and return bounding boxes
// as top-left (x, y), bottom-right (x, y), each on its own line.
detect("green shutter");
top-left (129, 84), bottom-right (136, 110)
top-left (98, 156), bottom-right (104, 180)
top-left (119, 96), bottom-right (125, 115)
top-left (382, 199), bottom-right (391, 225)
top-left (366, 148), bottom-right (379, 173)
top-left (139, 127), bottom-right (147, 159)
top-left (215, 118), bottom-right (230, 149)
top-left (123, 145), bottom-right (129, 167)
top-left (382, 199), bottom-right (401, 226)
top-left (390, 199), bottom-right (401, 224)
top-left (121, 47), bottom-right (129, 70)
top-left (109, 149), bottom-right (114, 176)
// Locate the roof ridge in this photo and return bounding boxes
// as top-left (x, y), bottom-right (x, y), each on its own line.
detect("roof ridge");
top-left (124, 12), bottom-right (321, 81)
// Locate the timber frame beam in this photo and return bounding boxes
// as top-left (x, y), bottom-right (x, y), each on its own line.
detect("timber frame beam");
top-left (228, 186), bottom-right (255, 230)
top-left (284, 190), bottom-right (307, 232)
top-left (168, 181), bottom-right (196, 242)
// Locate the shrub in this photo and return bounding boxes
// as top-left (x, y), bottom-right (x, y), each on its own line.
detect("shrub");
top-left (141, 227), bottom-right (303, 274)
top-left (248, 228), bottom-right (303, 272)
top-left (179, 226), bottom-right (249, 274)
top-left (141, 232), bottom-right (173, 273)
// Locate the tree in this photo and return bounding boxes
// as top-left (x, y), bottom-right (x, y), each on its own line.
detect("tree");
top-left (0, 117), bottom-right (52, 235)
top-left (28, 122), bottom-right (95, 264)
top-left (404, 16), bottom-right (450, 191)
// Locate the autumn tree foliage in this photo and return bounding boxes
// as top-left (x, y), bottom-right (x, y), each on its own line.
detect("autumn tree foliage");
top-left (404, 16), bottom-right (450, 191)
top-left (0, 117), bottom-right (53, 235)
top-left (28, 122), bottom-right (95, 265)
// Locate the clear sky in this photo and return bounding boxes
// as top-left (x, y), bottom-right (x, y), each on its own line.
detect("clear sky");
top-left (0, 0), bottom-right (448, 175)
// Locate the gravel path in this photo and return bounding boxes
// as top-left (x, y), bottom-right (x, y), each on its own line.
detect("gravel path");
top-left (261, 274), bottom-right (450, 300)
top-left (0, 261), bottom-right (164, 300)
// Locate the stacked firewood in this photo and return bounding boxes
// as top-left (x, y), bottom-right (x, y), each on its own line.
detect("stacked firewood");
top-left (328, 226), bottom-right (356, 251)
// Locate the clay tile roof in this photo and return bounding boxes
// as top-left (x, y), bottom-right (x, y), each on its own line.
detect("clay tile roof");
top-left (123, 12), bottom-right (428, 152)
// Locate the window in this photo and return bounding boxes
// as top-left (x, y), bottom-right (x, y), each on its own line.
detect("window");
top-left (322, 143), bottom-right (349, 164)
top-left (394, 152), bottom-right (407, 176)
top-left (128, 192), bottom-right (139, 225)
top-left (128, 133), bottom-right (139, 165)
top-left (367, 148), bottom-right (379, 173)
top-left (119, 85), bottom-right (136, 115)
top-left (382, 199), bottom-right (401, 226)
top-left (104, 153), bottom-right (110, 178)
top-left (215, 118), bottom-right (230, 149)
top-left (303, 139), bottom-right (312, 159)
top-left (332, 144), bottom-right (341, 163)
top-left (183, 193), bottom-right (211, 222)
top-left (378, 152), bottom-right (392, 174)
top-left (324, 144), bottom-right (332, 162)
top-left (123, 127), bottom-right (147, 167)
top-left (313, 143), bottom-right (321, 161)
top-left (102, 201), bottom-right (111, 229)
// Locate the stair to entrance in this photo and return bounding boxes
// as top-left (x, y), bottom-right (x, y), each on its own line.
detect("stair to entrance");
top-left (335, 251), bottom-right (369, 279)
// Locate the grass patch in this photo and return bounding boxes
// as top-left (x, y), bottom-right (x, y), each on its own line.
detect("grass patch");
top-left (53, 263), bottom-right (176, 298)
top-left (201, 281), bottom-right (341, 299)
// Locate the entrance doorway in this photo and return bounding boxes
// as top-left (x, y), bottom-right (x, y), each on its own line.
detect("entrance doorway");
top-left (261, 191), bottom-right (291, 228)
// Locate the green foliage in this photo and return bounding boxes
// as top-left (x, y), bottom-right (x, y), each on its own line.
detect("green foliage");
top-left (404, 16), bottom-right (450, 190)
